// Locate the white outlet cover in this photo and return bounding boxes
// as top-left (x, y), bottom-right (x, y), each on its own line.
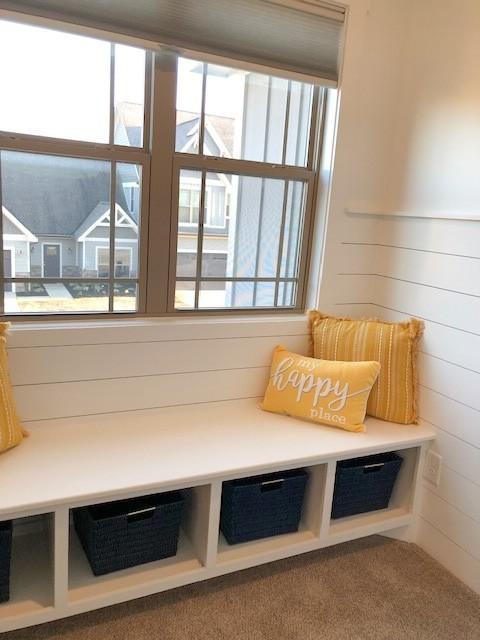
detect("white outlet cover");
top-left (424, 450), bottom-right (442, 486)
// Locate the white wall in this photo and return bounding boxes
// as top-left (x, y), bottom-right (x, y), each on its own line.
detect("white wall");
top-left (7, 316), bottom-right (309, 422)
top-left (319, 0), bottom-right (480, 593)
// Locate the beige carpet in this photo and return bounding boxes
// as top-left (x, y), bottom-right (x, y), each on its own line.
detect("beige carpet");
top-left (5, 536), bottom-right (480, 640)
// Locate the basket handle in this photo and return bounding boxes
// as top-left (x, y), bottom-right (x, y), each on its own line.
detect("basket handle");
top-left (127, 507), bottom-right (156, 523)
top-left (363, 463), bottom-right (385, 474)
top-left (260, 479), bottom-right (284, 492)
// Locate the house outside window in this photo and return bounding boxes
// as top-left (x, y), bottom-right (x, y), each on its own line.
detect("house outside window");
top-left (0, 18), bottom-right (327, 317)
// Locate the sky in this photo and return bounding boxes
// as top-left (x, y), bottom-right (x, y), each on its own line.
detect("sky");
top-left (0, 19), bottom-right (245, 146)
top-left (0, 20), bottom-right (145, 143)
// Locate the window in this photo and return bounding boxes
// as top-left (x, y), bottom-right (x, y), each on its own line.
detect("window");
top-left (173, 59), bottom-right (318, 310)
top-left (0, 20), bottom-right (146, 314)
top-left (179, 188), bottom-right (201, 225)
top-left (0, 18), bottom-right (326, 317)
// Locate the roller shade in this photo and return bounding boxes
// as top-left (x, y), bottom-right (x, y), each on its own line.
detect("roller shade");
top-left (2, 0), bottom-right (345, 85)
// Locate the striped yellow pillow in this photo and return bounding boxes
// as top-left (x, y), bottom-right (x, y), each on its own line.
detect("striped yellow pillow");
top-left (309, 312), bottom-right (424, 425)
top-left (0, 323), bottom-right (24, 453)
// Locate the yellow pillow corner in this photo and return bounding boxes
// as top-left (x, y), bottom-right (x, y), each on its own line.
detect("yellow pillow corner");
top-left (261, 345), bottom-right (380, 433)
top-left (309, 312), bottom-right (424, 424)
top-left (0, 322), bottom-right (24, 454)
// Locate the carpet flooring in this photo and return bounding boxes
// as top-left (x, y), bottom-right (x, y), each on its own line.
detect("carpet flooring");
top-left (5, 536), bottom-right (480, 640)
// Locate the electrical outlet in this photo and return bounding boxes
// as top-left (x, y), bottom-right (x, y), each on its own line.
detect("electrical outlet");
top-left (424, 450), bottom-right (442, 486)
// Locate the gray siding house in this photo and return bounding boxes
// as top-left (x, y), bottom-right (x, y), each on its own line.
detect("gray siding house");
top-left (1, 152), bottom-right (138, 285)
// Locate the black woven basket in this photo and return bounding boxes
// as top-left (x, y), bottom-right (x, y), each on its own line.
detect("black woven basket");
top-left (0, 520), bottom-right (13, 603)
top-left (73, 491), bottom-right (185, 576)
top-left (220, 468), bottom-right (308, 545)
top-left (331, 452), bottom-right (403, 519)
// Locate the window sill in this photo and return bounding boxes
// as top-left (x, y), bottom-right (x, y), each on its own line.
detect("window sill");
top-left (7, 313), bottom-right (310, 348)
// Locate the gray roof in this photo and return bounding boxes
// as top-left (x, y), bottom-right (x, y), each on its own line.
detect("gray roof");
top-left (175, 117), bottom-right (222, 156)
top-left (1, 151), bottom-right (131, 237)
top-left (73, 202), bottom-right (109, 239)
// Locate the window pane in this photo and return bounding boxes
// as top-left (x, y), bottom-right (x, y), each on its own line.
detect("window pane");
top-left (4, 281), bottom-right (109, 313)
top-left (1, 151), bottom-right (110, 279)
top-left (280, 182), bottom-right (306, 278)
top-left (175, 58), bottom-right (204, 153)
top-left (175, 58), bottom-right (314, 167)
top-left (277, 281), bottom-right (296, 307)
top-left (175, 281), bottom-right (195, 309)
top-left (201, 172), bottom-right (305, 280)
top-left (174, 167), bottom-right (305, 310)
top-left (198, 281), bottom-right (277, 309)
top-left (114, 282), bottom-right (138, 311)
top-left (116, 163), bottom-right (141, 278)
top-left (176, 169), bottom-right (200, 278)
top-left (0, 20), bottom-right (111, 143)
top-left (114, 45), bottom-right (146, 147)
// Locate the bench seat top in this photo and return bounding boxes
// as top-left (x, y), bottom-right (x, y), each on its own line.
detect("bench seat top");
top-left (0, 399), bottom-right (435, 518)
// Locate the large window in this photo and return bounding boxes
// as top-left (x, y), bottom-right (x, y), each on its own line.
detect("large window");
top-left (0, 18), bottom-right (325, 317)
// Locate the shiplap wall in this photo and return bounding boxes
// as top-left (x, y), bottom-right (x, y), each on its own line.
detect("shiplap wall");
top-left (334, 213), bottom-right (480, 594)
top-left (7, 317), bottom-right (309, 423)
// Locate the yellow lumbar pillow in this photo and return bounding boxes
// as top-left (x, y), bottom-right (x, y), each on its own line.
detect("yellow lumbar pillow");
top-left (309, 312), bottom-right (424, 425)
top-left (261, 346), bottom-right (380, 433)
top-left (0, 323), bottom-right (24, 453)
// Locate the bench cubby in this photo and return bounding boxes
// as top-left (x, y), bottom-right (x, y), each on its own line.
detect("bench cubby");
top-left (327, 446), bottom-right (422, 544)
top-left (0, 515), bottom-right (55, 625)
top-left (0, 399), bottom-right (435, 633)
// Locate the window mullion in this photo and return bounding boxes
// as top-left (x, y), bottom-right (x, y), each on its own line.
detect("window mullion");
top-left (274, 181), bottom-right (290, 307)
top-left (107, 44), bottom-right (116, 312)
top-left (252, 76), bottom-right (272, 307)
top-left (281, 80), bottom-right (292, 166)
top-left (198, 64), bottom-right (207, 155)
top-left (146, 51), bottom-right (178, 314)
top-left (108, 161), bottom-right (117, 312)
top-left (194, 171), bottom-right (207, 309)
top-left (296, 88), bottom-right (324, 309)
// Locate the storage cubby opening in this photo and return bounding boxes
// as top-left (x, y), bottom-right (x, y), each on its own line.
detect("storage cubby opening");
top-left (0, 514), bottom-right (55, 618)
top-left (67, 486), bottom-right (208, 604)
top-left (217, 464), bottom-right (327, 565)
top-left (328, 447), bottom-right (420, 539)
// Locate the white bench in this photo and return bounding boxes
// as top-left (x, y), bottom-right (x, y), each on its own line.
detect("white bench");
top-left (0, 397), bottom-right (435, 633)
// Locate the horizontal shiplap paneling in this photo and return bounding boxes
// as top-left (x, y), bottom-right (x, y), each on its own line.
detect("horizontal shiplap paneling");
top-left (418, 353), bottom-right (480, 412)
top-left (336, 212), bottom-right (480, 593)
top-left (8, 334), bottom-right (308, 386)
top-left (427, 427), bottom-right (480, 487)
top-left (417, 517), bottom-right (480, 594)
top-left (337, 273), bottom-right (480, 335)
top-left (7, 317), bottom-right (310, 421)
top-left (423, 466), bottom-right (480, 525)
top-left (15, 367), bottom-right (269, 422)
top-left (345, 213), bottom-right (480, 258)
top-left (420, 486), bottom-right (480, 561)
top-left (344, 243), bottom-right (480, 297)
top-left (419, 386), bottom-right (480, 449)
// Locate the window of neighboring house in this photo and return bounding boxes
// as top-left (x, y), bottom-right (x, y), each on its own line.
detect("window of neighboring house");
top-left (179, 188), bottom-right (200, 225)
top-left (97, 247), bottom-right (131, 278)
top-left (0, 18), bottom-right (328, 317)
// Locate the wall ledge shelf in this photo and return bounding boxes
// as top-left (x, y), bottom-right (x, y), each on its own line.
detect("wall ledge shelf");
top-left (345, 209), bottom-right (480, 222)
